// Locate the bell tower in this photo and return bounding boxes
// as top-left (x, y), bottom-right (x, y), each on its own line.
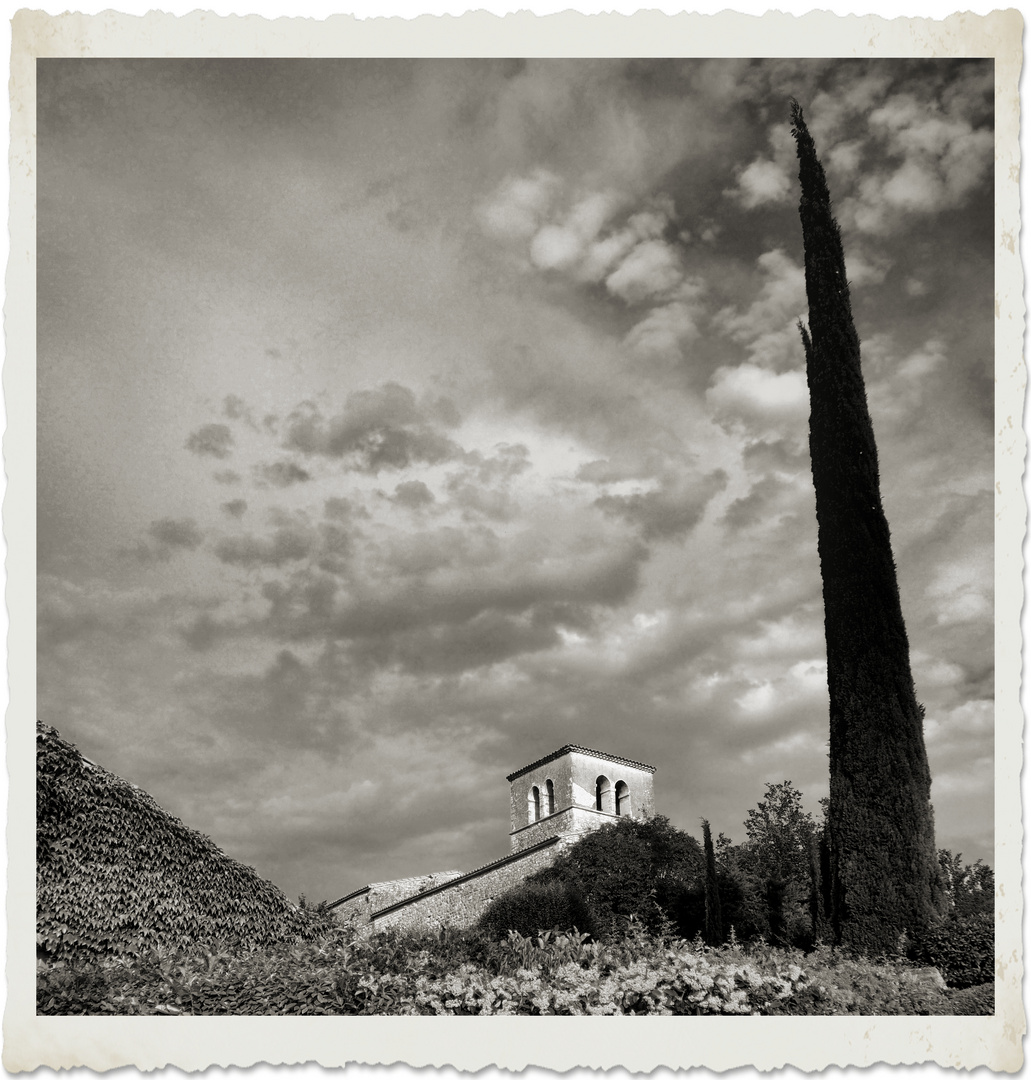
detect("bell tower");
top-left (505, 744), bottom-right (656, 853)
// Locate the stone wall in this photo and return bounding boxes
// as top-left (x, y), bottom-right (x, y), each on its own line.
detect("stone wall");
top-left (332, 869), bottom-right (463, 930)
top-left (368, 836), bottom-right (570, 934)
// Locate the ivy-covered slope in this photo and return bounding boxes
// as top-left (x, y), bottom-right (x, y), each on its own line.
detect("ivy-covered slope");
top-left (37, 721), bottom-right (315, 959)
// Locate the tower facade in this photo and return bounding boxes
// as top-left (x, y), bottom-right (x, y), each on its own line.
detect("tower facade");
top-left (505, 744), bottom-right (656, 853)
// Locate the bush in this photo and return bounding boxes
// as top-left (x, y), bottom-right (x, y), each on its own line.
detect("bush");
top-left (478, 879), bottom-right (597, 940)
top-left (761, 946), bottom-right (948, 1016)
top-left (530, 816), bottom-right (704, 936)
top-left (946, 982), bottom-right (994, 1015)
top-left (910, 912), bottom-right (994, 990)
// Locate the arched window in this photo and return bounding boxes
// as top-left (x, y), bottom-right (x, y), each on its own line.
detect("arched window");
top-left (545, 778), bottom-right (555, 815)
top-left (595, 775), bottom-right (612, 813)
top-left (615, 780), bottom-right (630, 817)
top-left (529, 785), bottom-right (541, 822)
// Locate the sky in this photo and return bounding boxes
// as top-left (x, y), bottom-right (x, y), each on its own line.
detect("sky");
top-left (37, 58), bottom-right (995, 904)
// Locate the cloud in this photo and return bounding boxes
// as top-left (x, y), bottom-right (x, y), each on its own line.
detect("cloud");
top-left (623, 281), bottom-right (705, 362)
top-left (728, 158), bottom-right (792, 209)
top-left (392, 480), bottom-right (435, 509)
top-left (255, 460), bottom-right (313, 488)
top-left (148, 517), bottom-right (203, 550)
top-left (843, 92), bottom-right (993, 235)
top-left (528, 190), bottom-right (621, 272)
top-left (213, 470), bottom-right (242, 485)
top-left (284, 383), bottom-right (463, 474)
top-left (181, 612), bottom-right (222, 652)
top-left (712, 248), bottom-right (807, 371)
top-left (214, 523), bottom-right (317, 569)
top-left (722, 475), bottom-right (796, 531)
top-left (445, 479), bottom-right (518, 522)
top-left (222, 499), bottom-right (248, 519)
top-left (477, 168), bottom-right (561, 241)
top-left (223, 394), bottom-right (258, 429)
top-left (594, 470), bottom-right (727, 540)
top-left (185, 423), bottom-right (234, 459)
top-left (604, 239), bottom-right (683, 304)
top-left (707, 364), bottom-right (809, 437)
top-left (324, 496), bottom-right (368, 523)
top-left (926, 546), bottom-right (992, 626)
top-left (463, 444), bottom-right (531, 484)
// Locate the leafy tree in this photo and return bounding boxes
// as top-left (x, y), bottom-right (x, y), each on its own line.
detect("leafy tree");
top-left (790, 100), bottom-right (942, 953)
top-left (738, 781), bottom-right (819, 946)
top-left (743, 781), bottom-right (817, 883)
top-left (937, 850), bottom-right (994, 918)
top-left (701, 819), bottom-right (723, 944)
top-left (531, 815), bottom-right (704, 935)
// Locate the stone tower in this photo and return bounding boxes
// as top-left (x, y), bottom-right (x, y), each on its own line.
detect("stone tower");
top-left (505, 744), bottom-right (656, 853)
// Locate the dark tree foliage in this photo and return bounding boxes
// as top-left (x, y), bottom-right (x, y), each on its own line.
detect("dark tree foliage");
top-left (790, 100), bottom-right (942, 953)
top-left (808, 831), bottom-right (832, 944)
top-left (701, 819), bottom-right (724, 944)
top-left (37, 722), bottom-right (317, 959)
top-left (530, 815), bottom-right (704, 935)
top-left (477, 879), bottom-right (597, 941)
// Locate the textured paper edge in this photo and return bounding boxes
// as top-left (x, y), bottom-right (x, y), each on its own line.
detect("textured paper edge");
top-left (4, 6), bottom-right (1024, 1073)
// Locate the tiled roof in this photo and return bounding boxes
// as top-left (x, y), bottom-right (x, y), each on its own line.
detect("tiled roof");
top-left (506, 744), bottom-right (656, 782)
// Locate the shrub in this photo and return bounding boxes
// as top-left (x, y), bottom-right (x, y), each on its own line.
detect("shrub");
top-left (910, 912), bottom-right (994, 990)
top-left (946, 982), bottom-right (994, 1015)
top-left (478, 879), bottom-right (596, 941)
top-left (530, 816), bottom-right (704, 936)
top-left (761, 946), bottom-right (948, 1016)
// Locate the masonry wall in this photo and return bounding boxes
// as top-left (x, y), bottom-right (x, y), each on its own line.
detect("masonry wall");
top-left (509, 750), bottom-right (655, 851)
top-left (369, 838), bottom-right (572, 935)
top-left (509, 804), bottom-right (630, 852)
top-left (333, 870), bottom-right (463, 929)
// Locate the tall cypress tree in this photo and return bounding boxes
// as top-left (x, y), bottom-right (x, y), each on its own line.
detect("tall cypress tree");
top-left (790, 100), bottom-right (941, 954)
top-left (701, 818), bottom-right (723, 945)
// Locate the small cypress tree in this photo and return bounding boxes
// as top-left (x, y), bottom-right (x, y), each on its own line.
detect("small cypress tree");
top-left (701, 819), bottom-right (723, 945)
top-left (790, 100), bottom-right (942, 954)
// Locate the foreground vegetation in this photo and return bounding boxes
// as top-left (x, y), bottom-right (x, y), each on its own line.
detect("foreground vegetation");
top-left (37, 918), bottom-right (992, 1016)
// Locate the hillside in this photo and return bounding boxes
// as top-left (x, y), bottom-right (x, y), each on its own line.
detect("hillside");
top-left (37, 721), bottom-right (314, 959)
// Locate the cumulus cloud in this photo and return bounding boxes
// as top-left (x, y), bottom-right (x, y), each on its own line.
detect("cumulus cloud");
top-left (728, 158), bottom-right (792, 209)
top-left (844, 92), bottom-right (993, 234)
top-left (477, 168), bottom-right (562, 241)
top-left (722, 476), bottom-right (796, 531)
top-left (707, 363), bottom-right (809, 437)
top-left (712, 248), bottom-right (807, 371)
top-left (866, 338), bottom-right (948, 429)
top-left (213, 469), bottom-right (242, 485)
top-left (148, 517), bottom-right (203, 550)
top-left (214, 524), bottom-right (317, 569)
top-left (324, 496), bottom-right (368, 523)
top-left (605, 239), bottom-right (683, 304)
top-left (185, 423), bottom-right (234, 459)
top-left (594, 470), bottom-right (727, 540)
top-left (223, 394), bottom-right (258, 429)
top-left (926, 546), bottom-right (992, 626)
top-left (392, 480), bottom-right (436, 509)
top-left (222, 499), bottom-right (248, 519)
top-left (284, 384), bottom-right (463, 474)
top-left (623, 280), bottom-right (706, 362)
top-left (255, 460), bottom-right (313, 488)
